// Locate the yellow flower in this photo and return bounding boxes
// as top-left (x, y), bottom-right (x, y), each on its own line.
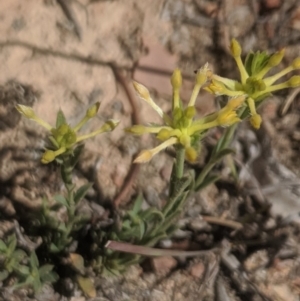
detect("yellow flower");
top-left (126, 66), bottom-right (243, 163)
top-left (16, 102), bottom-right (119, 164)
top-left (205, 39), bottom-right (300, 129)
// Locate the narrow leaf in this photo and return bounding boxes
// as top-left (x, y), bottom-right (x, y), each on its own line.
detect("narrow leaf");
top-left (210, 148), bottom-right (235, 165)
top-left (56, 109), bottom-right (67, 128)
top-left (49, 243), bottom-right (60, 253)
top-left (0, 240), bottom-right (7, 252)
top-left (74, 183), bottom-right (93, 204)
top-left (30, 252), bottom-right (39, 268)
top-left (138, 221), bottom-right (146, 240)
top-left (70, 144), bottom-right (84, 168)
top-left (54, 194), bottom-right (69, 208)
top-left (132, 193), bottom-right (144, 214)
top-left (14, 264), bottom-right (30, 276)
top-left (7, 235), bottom-right (17, 255)
top-left (211, 125), bottom-right (236, 156)
top-left (41, 271), bottom-right (59, 283)
top-left (38, 264), bottom-right (55, 278)
top-left (32, 276), bottom-right (42, 293)
top-left (12, 249), bottom-right (27, 262)
top-left (140, 208), bottom-right (165, 222)
top-left (195, 174), bottom-right (221, 191)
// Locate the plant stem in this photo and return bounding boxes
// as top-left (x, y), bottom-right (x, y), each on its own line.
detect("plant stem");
top-left (175, 146), bottom-right (185, 180)
top-left (195, 162), bottom-right (214, 188)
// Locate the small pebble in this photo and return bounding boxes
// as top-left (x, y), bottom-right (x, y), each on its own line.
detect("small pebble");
top-left (151, 256), bottom-right (177, 276)
top-left (189, 262), bottom-right (205, 279)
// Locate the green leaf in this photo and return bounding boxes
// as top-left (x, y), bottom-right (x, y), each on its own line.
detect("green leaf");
top-left (54, 194), bottom-right (69, 208)
top-left (70, 144), bottom-right (84, 168)
top-left (138, 221), bottom-right (146, 240)
top-left (57, 222), bottom-right (67, 232)
top-left (0, 239), bottom-right (7, 252)
top-left (140, 208), bottom-right (165, 222)
top-left (122, 220), bottom-right (131, 230)
top-left (76, 275), bottom-right (96, 298)
top-left (74, 183), bottom-right (93, 204)
top-left (56, 109), bottom-right (67, 128)
top-left (7, 235), bottom-right (17, 255)
top-left (195, 174), bottom-right (221, 191)
top-left (0, 270), bottom-right (9, 281)
top-left (29, 252), bottom-right (39, 268)
top-left (41, 271), bottom-right (59, 283)
top-left (14, 264), bottom-right (30, 277)
top-left (132, 193), bottom-right (144, 214)
top-left (244, 51), bottom-right (270, 76)
top-left (38, 264), bottom-right (54, 278)
top-left (211, 125), bottom-right (236, 157)
top-left (32, 275), bottom-right (42, 293)
top-left (144, 232), bottom-right (168, 247)
top-left (127, 211), bottom-right (140, 224)
top-left (12, 249), bottom-right (27, 262)
top-left (49, 243), bottom-right (60, 253)
top-left (210, 148), bottom-right (235, 165)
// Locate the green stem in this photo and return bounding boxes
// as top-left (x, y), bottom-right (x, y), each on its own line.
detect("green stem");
top-left (175, 146), bottom-right (185, 180)
top-left (195, 162), bottom-right (214, 189)
top-left (195, 122), bottom-right (237, 189)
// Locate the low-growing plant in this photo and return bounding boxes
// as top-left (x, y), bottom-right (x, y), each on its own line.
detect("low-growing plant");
top-left (0, 234), bottom-right (58, 294)
top-left (102, 39), bottom-right (300, 273)
top-left (3, 38), bottom-right (299, 296)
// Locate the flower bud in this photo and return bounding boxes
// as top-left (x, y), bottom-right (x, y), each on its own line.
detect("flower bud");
top-left (184, 106), bottom-right (196, 119)
top-left (64, 131), bottom-right (77, 145)
top-left (15, 104), bottom-right (36, 119)
top-left (57, 124), bottom-right (69, 135)
top-left (134, 150), bottom-right (153, 163)
top-left (256, 79), bottom-right (266, 91)
top-left (157, 129), bottom-right (171, 140)
top-left (101, 119), bottom-right (120, 132)
top-left (250, 114), bottom-right (262, 129)
top-left (268, 49), bottom-right (285, 67)
top-left (195, 63), bottom-right (209, 85)
top-left (179, 134), bottom-right (191, 147)
top-left (227, 96), bottom-right (245, 109)
top-left (288, 76), bottom-right (300, 88)
top-left (171, 68), bottom-right (182, 90)
top-left (133, 81), bottom-right (151, 101)
top-left (86, 102), bottom-right (100, 118)
top-left (173, 107), bottom-right (183, 124)
top-left (217, 109), bottom-right (240, 126)
top-left (125, 125), bottom-right (148, 135)
top-left (41, 150), bottom-right (56, 164)
top-left (230, 39), bottom-right (242, 58)
top-left (185, 146), bottom-right (197, 162)
top-left (292, 58), bottom-right (300, 69)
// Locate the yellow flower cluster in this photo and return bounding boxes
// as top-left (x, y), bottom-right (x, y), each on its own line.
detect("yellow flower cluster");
top-left (16, 103), bottom-right (119, 164)
top-left (205, 39), bottom-right (300, 129)
top-left (126, 65), bottom-right (244, 163)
